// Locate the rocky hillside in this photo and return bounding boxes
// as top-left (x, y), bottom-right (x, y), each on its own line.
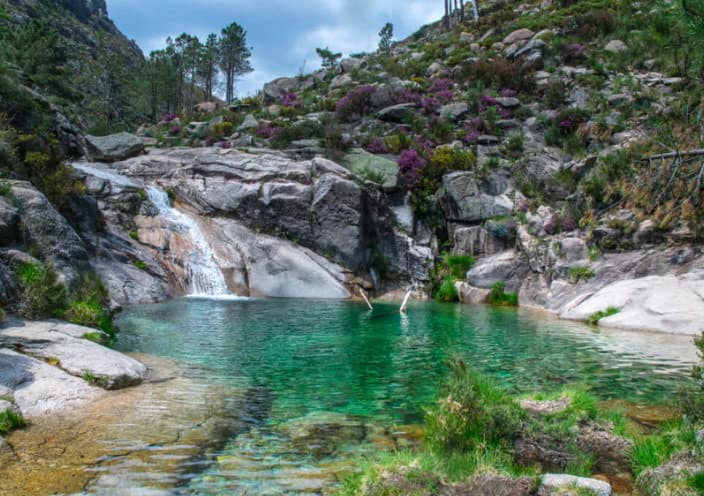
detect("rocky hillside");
top-left (0, 0), bottom-right (701, 336)
top-left (0, 0), bottom-right (144, 139)
top-left (126, 0), bottom-right (704, 333)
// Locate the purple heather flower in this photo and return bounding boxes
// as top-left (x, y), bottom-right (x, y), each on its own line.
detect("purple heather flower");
top-left (430, 78), bottom-right (454, 93)
top-left (562, 218), bottom-right (577, 231)
top-left (397, 149), bottom-right (427, 188)
top-left (481, 95), bottom-right (499, 106)
top-left (500, 88), bottom-right (518, 98)
top-left (421, 97), bottom-right (441, 115)
top-left (435, 89), bottom-right (454, 103)
top-left (498, 107), bottom-right (513, 119)
top-left (255, 123), bottom-right (279, 138)
top-left (281, 92), bottom-right (301, 108)
top-left (169, 126), bottom-right (181, 136)
top-left (464, 130), bottom-right (481, 144)
top-left (366, 138), bottom-right (389, 154)
top-left (163, 112), bottom-right (178, 122)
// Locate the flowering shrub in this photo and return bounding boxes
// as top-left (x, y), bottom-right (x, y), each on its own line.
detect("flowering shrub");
top-left (414, 135), bottom-right (435, 155)
top-left (163, 113), bottom-right (178, 122)
top-left (499, 88), bottom-right (517, 98)
top-left (435, 89), bottom-right (454, 103)
top-left (169, 126), bottom-right (181, 136)
top-left (562, 217), bottom-right (578, 231)
top-left (336, 85), bottom-right (376, 121)
top-left (464, 130), bottom-right (481, 144)
top-left (562, 43), bottom-right (588, 64)
top-left (281, 92), bottom-right (301, 108)
top-left (397, 149), bottom-right (427, 188)
top-left (255, 122), bottom-right (279, 138)
top-left (397, 90), bottom-right (423, 105)
top-left (430, 78), bottom-right (453, 93)
top-left (421, 97), bottom-right (441, 115)
top-left (366, 138), bottom-right (389, 154)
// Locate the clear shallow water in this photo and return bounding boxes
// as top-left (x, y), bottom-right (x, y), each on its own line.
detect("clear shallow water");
top-left (112, 298), bottom-right (697, 494)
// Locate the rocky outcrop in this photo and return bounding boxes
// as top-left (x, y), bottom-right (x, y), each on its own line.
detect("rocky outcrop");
top-left (86, 133), bottom-right (145, 162)
top-left (10, 181), bottom-right (90, 285)
top-left (441, 169), bottom-right (515, 223)
top-left (0, 318), bottom-right (147, 389)
top-left (202, 218), bottom-right (351, 298)
top-left (92, 148), bottom-right (434, 298)
top-left (0, 347), bottom-right (103, 417)
top-left (560, 276), bottom-right (704, 335)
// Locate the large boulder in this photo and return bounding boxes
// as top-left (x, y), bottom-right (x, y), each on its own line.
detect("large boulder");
top-left (377, 103), bottom-right (418, 123)
top-left (203, 219), bottom-right (350, 299)
top-left (311, 174), bottom-right (365, 269)
top-left (10, 181), bottom-right (89, 284)
top-left (262, 77), bottom-right (301, 103)
top-left (0, 319), bottom-right (148, 389)
top-left (0, 197), bottom-right (20, 245)
top-left (85, 132), bottom-right (144, 162)
top-left (441, 170), bottom-right (514, 222)
top-left (560, 275), bottom-right (704, 334)
top-left (342, 148), bottom-right (399, 190)
top-left (466, 250), bottom-right (528, 292)
top-left (0, 348), bottom-right (103, 417)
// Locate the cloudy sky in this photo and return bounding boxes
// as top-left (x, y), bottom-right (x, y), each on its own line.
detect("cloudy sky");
top-left (107, 0), bottom-right (445, 97)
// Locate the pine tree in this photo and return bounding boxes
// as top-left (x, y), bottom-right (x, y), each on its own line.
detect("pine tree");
top-left (219, 22), bottom-right (253, 104)
top-left (316, 47), bottom-right (342, 72)
top-left (199, 33), bottom-right (219, 102)
top-left (378, 23), bottom-right (393, 53)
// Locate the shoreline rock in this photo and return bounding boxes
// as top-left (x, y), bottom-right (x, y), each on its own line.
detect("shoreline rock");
top-left (0, 318), bottom-right (147, 418)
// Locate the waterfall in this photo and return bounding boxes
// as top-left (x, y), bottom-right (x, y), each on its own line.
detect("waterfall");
top-left (146, 187), bottom-right (230, 297)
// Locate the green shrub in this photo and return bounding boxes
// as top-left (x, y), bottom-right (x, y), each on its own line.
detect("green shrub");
top-left (442, 254), bottom-right (476, 280)
top-left (425, 359), bottom-right (524, 453)
top-left (0, 181), bottom-right (11, 196)
top-left (270, 120), bottom-right (323, 148)
top-left (65, 273), bottom-right (116, 338)
top-left (586, 307), bottom-right (620, 325)
top-left (434, 276), bottom-right (458, 302)
top-left (0, 409), bottom-right (24, 435)
top-left (16, 262), bottom-right (66, 319)
top-left (488, 282), bottom-right (519, 307)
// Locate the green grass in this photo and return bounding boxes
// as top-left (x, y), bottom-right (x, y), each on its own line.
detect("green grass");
top-left (15, 262), bottom-right (66, 319)
top-left (568, 266), bottom-right (596, 283)
top-left (81, 370), bottom-right (108, 388)
top-left (587, 307), bottom-right (620, 325)
top-left (0, 409), bottom-right (25, 435)
top-left (82, 332), bottom-right (104, 344)
top-left (133, 260), bottom-right (148, 271)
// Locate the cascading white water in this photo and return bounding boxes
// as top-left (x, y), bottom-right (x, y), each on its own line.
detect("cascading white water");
top-left (146, 187), bottom-right (230, 297)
